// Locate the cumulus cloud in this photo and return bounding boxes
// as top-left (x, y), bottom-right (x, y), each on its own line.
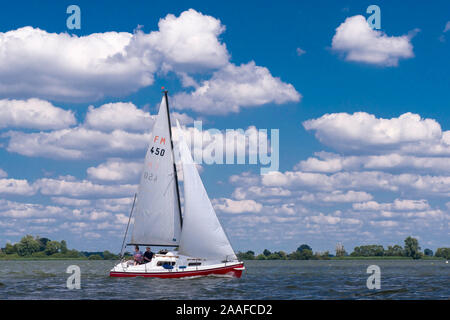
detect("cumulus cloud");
top-left (0, 179), bottom-right (36, 195)
top-left (232, 186), bottom-right (292, 200)
top-left (0, 199), bottom-right (66, 218)
top-left (51, 197), bottom-right (91, 207)
top-left (0, 9), bottom-right (230, 102)
top-left (303, 112), bottom-right (448, 155)
top-left (147, 9), bottom-right (229, 72)
top-left (213, 198), bottom-right (263, 214)
top-left (353, 199), bottom-right (430, 211)
top-left (0, 168), bottom-right (7, 178)
top-left (87, 158), bottom-right (142, 182)
top-left (84, 102), bottom-right (155, 132)
top-left (370, 220), bottom-right (398, 227)
top-left (261, 170), bottom-right (450, 195)
top-left (35, 178), bottom-right (136, 197)
top-left (4, 118), bottom-right (270, 161)
top-left (314, 190), bottom-right (373, 203)
top-left (172, 61), bottom-right (301, 114)
top-left (296, 152), bottom-right (450, 174)
top-left (0, 98), bottom-right (76, 130)
top-left (4, 128), bottom-right (151, 159)
top-left (331, 15), bottom-right (415, 66)
top-left (95, 197), bottom-right (134, 212)
top-left (307, 213), bottom-right (341, 225)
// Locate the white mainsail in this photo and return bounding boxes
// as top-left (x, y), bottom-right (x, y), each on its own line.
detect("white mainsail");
top-left (176, 120), bottom-right (237, 261)
top-left (130, 96), bottom-right (182, 246)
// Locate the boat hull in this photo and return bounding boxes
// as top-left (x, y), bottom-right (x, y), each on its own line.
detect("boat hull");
top-left (110, 262), bottom-right (244, 278)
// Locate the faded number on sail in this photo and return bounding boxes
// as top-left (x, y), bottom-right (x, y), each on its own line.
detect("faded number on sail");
top-left (130, 96), bottom-right (181, 246)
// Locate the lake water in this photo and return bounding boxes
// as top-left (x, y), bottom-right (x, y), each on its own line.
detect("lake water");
top-left (0, 260), bottom-right (448, 299)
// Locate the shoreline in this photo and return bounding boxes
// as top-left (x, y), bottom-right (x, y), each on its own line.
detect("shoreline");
top-left (0, 256), bottom-right (445, 261)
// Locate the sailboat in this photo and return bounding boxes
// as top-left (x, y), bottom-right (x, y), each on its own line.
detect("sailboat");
top-left (110, 91), bottom-right (245, 278)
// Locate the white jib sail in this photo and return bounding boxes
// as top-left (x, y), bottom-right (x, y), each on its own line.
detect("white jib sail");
top-left (176, 120), bottom-right (237, 261)
top-left (130, 96), bottom-right (181, 246)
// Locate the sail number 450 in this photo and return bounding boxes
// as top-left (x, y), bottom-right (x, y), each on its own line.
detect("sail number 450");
top-left (150, 147), bottom-right (165, 156)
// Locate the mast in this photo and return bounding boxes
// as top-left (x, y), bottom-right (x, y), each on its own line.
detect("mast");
top-left (164, 90), bottom-right (183, 228)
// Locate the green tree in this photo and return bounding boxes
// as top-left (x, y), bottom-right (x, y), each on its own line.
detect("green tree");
top-left (300, 249), bottom-right (313, 260)
top-left (60, 240), bottom-right (68, 254)
top-left (236, 251), bottom-right (255, 260)
top-left (263, 249), bottom-right (271, 257)
top-left (5, 243), bottom-right (16, 254)
top-left (103, 250), bottom-right (119, 260)
top-left (45, 241), bottom-right (61, 255)
top-left (435, 248), bottom-right (450, 259)
top-left (385, 245), bottom-right (404, 256)
top-left (297, 244), bottom-right (312, 253)
top-left (37, 237), bottom-right (51, 251)
top-left (404, 236), bottom-right (421, 259)
top-left (267, 251), bottom-right (287, 260)
top-left (423, 248), bottom-right (433, 257)
top-left (88, 254), bottom-right (103, 260)
top-left (351, 245), bottom-right (384, 257)
top-left (16, 235), bottom-right (40, 256)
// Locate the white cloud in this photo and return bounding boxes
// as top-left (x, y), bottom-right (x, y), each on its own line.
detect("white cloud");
top-left (0, 178), bottom-right (36, 195)
top-left (0, 9), bottom-right (228, 102)
top-left (4, 128), bottom-right (150, 159)
top-left (35, 178), bottom-right (136, 197)
top-left (173, 61), bottom-right (301, 114)
top-left (444, 21), bottom-right (450, 33)
top-left (0, 98), bottom-right (76, 130)
top-left (370, 220), bottom-right (399, 227)
top-left (51, 197), bottom-right (91, 207)
top-left (0, 199), bottom-right (66, 218)
top-left (0, 27), bottom-right (140, 101)
top-left (147, 8), bottom-right (229, 72)
top-left (4, 116), bottom-right (267, 161)
top-left (213, 198), bottom-right (263, 214)
top-left (296, 47), bottom-right (306, 56)
top-left (353, 199), bottom-right (430, 211)
top-left (308, 213), bottom-right (341, 225)
top-left (95, 197), bottom-right (134, 213)
top-left (232, 186), bottom-right (292, 200)
top-left (263, 170), bottom-right (450, 195)
top-left (296, 152), bottom-right (450, 174)
top-left (0, 168), bottom-right (7, 178)
top-left (84, 102), bottom-right (155, 132)
top-left (303, 112), bottom-right (448, 155)
top-left (331, 15), bottom-right (415, 66)
top-left (87, 158), bottom-right (142, 182)
top-left (317, 190), bottom-right (373, 203)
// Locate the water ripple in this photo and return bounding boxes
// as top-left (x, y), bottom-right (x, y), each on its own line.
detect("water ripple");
top-left (0, 259), bottom-right (448, 299)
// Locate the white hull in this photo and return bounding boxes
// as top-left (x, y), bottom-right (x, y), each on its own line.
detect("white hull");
top-left (110, 251), bottom-right (244, 278)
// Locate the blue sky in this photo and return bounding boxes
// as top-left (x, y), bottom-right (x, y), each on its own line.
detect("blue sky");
top-left (0, 1), bottom-right (449, 254)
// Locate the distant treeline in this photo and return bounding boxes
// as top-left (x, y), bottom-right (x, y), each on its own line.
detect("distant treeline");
top-left (237, 237), bottom-right (450, 261)
top-left (0, 235), bottom-right (122, 260)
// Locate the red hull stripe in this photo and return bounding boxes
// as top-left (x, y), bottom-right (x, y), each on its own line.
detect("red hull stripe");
top-left (109, 263), bottom-right (244, 278)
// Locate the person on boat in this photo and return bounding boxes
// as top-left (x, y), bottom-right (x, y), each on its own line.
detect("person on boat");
top-left (133, 245), bottom-right (144, 265)
top-left (143, 246), bottom-right (154, 264)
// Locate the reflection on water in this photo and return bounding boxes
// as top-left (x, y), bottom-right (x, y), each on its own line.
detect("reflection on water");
top-left (0, 260), bottom-right (448, 299)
